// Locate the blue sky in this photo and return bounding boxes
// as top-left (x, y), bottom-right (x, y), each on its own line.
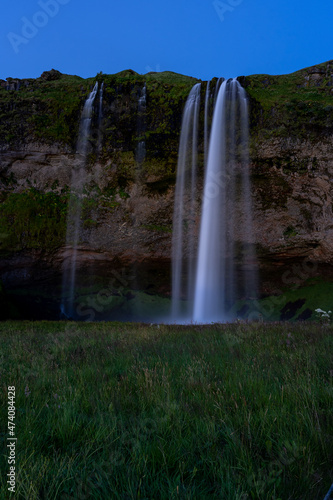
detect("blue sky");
top-left (1, 0), bottom-right (332, 81)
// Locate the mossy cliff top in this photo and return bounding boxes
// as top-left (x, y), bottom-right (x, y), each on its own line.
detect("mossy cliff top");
top-left (0, 68), bottom-right (199, 154)
top-left (1, 61), bottom-right (333, 154)
top-left (242, 59), bottom-right (333, 140)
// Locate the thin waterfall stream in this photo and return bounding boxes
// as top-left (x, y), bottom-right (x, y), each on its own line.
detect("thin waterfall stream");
top-left (61, 82), bottom-right (99, 318)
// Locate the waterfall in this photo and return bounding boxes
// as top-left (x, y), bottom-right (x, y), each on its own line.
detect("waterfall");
top-left (213, 77), bottom-right (223, 106)
top-left (204, 81), bottom-right (210, 169)
top-left (61, 82), bottom-right (99, 318)
top-left (171, 83), bottom-right (201, 319)
top-left (136, 83), bottom-right (147, 164)
top-left (97, 82), bottom-right (104, 154)
top-left (193, 78), bottom-right (256, 322)
top-left (76, 82), bottom-right (98, 155)
top-left (172, 78), bottom-right (257, 323)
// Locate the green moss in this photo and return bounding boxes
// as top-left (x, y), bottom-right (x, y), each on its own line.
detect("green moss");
top-left (243, 61), bottom-right (333, 140)
top-left (119, 290), bottom-right (171, 320)
top-left (283, 226), bottom-right (298, 238)
top-left (143, 155), bottom-right (178, 178)
top-left (117, 152), bottom-right (136, 182)
top-left (1, 63), bottom-right (332, 154)
top-left (144, 175), bottom-right (176, 195)
top-left (237, 278), bottom-right (333, 322)
top-left (83, 218), bottom-right (99, 229)
top-left (0, 187), bottom-right (68, 251)
top-left (0, 73), bottom-right (93, 148)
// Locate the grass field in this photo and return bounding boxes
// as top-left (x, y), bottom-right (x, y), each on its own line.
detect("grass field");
top-left (0, 320), bottom-right (332, 499)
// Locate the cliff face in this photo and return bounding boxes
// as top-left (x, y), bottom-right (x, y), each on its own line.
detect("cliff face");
top-left (1, 62), bottom-right (333, 309)
top-left (244, 62), bottom-right (333, 277)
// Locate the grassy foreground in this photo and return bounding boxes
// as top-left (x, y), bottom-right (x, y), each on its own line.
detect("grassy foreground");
top-left (0, 321), bottom-right (332, 499)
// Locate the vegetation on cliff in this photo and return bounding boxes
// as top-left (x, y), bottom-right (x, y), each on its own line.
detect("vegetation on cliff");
top-left (0, 69), bottom-right (198, 154)
top-left (1, 62), bottom-right (332, 191)
top-left (243, 59), bottom-right (333, 141)
top-left (0, 72), bottom-right (88, 148)
top-left (0, 186), bottom-right (68, 252)
top-left (2, 62), bottom-right (332, 151)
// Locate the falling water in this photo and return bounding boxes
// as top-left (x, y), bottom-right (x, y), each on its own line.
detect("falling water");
top-left (204, 81), bottom-right (210, 169)
top-left (61, 82), bottom-right (99, 318)
top-left (136, 83), bottom-right (147, 164)
top-left (193, 78), bottom-right (256, 322)
top-left (129, 83), bottom-right (148, 293)
top-left (171, 82), bottom-right (201, 319)
top-left (97, 82), bottom-right (104, 154)
top-left (172, 78), bottom-right (257, 323)
top-left (76, 82), bottom-right (98, 155)
top-left (213, 77), bottom-right (223, 106)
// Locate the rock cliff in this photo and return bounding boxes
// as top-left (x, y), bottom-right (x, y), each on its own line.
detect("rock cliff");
top-left (1, 62), bottom-right (333, 318)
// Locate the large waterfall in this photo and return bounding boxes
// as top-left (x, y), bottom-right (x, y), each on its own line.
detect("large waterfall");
top-left (61, 82), bottom-right (99, 318)
top-left (172, 78), bottom-right (257, 323)
top-left (204, 80), bottom-right (211, 169)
